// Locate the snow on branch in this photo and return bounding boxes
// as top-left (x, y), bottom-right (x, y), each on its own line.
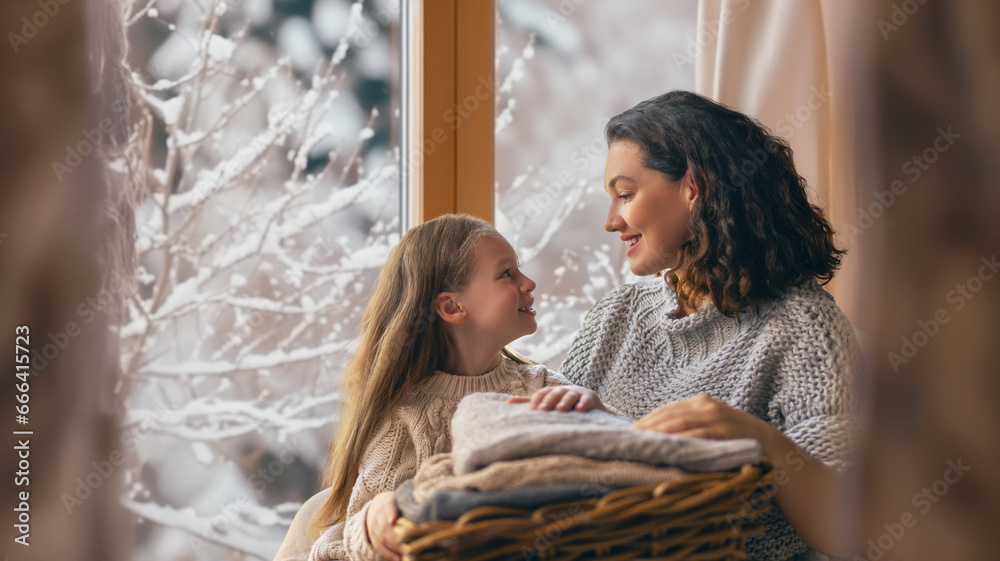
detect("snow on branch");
top-left (125, 392), bottom-right (338, 434)
top-left (119, 1), bottom-right (399, 559)
top-left (123, 498), bottom-right (286, 560)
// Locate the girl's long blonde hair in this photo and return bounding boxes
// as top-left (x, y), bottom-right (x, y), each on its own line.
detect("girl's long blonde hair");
top-left (310, 214), bottom-right (531, 536)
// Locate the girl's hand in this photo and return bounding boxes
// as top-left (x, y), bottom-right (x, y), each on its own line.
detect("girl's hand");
top-left (365, 491), bottom-right (403, 561)
top-left (507, 385), bottom-right (606, 412)
top-left (633, 394), bottom-right (772, 447)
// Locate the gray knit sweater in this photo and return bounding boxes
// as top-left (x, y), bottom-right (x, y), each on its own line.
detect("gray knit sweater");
top-left (560, 276), bottom-right (859, 561)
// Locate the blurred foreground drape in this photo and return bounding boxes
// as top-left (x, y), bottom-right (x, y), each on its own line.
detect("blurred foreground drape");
top-left (857, 1), bottom-right (1000, 559)
top-left (0, 0), bottom-right (130, 559)
top-left (698, 0), bottom-right (1000, 558)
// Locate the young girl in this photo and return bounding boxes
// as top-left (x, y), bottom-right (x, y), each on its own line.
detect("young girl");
top-left (272, 214), bottom-right (600, 561)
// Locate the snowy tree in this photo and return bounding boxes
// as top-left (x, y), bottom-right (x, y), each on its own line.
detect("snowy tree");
top-left (118, 0), bottom-right (399, 558)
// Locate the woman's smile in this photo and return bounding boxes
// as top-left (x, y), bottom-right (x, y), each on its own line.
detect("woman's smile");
top-left (623, 234), bottom-right (641, 256)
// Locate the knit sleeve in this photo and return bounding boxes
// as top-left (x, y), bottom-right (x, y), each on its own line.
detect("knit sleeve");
top-left (560, 284), bottom-right (633, 389)
top-left (767, 295), bottom-right (861, 472)
top-left (542, 366), bottom-right (571, 387)
top-left (313, 412), bottom-right (417, 561)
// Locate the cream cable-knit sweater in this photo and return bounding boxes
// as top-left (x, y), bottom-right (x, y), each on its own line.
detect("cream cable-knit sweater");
top-left (560, 276), bottom-right (860, 561)
top-left (271, 358), bottom-right (567, 561)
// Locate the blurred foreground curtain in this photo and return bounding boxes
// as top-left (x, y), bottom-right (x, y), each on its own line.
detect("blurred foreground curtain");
top-left (856, 1), bottom-right (1000, 559)
top-left (694, 0), bottom-right (864, 324)
top-left (0, 0), bottom-right (130, 559)
top-left (698, 0), bottom-right (1000, 558)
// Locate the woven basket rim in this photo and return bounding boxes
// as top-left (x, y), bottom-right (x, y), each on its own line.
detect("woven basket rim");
top-left (397, 461), bottom-right (777, 561)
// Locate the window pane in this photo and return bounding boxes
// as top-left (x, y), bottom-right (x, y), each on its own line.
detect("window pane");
top-left (121, 0), bottom-right (401, 558)
top-left (495, 0), bottom-right (697, 364)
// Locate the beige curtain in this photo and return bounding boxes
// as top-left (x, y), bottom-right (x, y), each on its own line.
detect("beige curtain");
top-left (695, 0), bottom-right (863, 325)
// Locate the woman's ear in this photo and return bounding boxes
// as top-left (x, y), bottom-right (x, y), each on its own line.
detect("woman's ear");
top-left (434, 292), bottom-right (467, 325)
top-left (682, 169), bottom-right (699, 211)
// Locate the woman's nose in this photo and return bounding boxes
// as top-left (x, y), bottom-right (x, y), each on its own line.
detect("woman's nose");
top-left (605, 203), bottom-right (622, 232)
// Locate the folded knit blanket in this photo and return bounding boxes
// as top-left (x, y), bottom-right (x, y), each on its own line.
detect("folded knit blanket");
top-left (396, 480), bottom-right (613, 523)
top-left (451, 393), bottom-right (761, 475)
top-left (409, 453), bottom-right (689, 504)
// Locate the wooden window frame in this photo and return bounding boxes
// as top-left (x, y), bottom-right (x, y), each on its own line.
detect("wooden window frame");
top-left (402, 0), bottom-right (496, 227)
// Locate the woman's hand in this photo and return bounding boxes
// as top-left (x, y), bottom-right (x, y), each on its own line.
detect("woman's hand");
top-left (635, 395), bottom-right (851, 556)
top-left (633, 395), bottom-right (851, 552)
top-left (507, 385), bottom-right (606, 412)
top-left (365, 491), bottom-right (402, 561)
top-left (633, 394), bottom-right (773, 446)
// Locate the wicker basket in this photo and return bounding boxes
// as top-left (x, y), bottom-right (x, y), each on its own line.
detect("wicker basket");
top-left (395, 462), bottom-right (776, 561)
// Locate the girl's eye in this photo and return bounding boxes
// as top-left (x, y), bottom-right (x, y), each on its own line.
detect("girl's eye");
top-left (618, 193), bottom-right (632, 201)
top-left (500, 268), bottom-right (511, 279)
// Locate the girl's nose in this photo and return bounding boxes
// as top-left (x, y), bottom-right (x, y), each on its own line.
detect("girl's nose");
top-left (522, 274), bottom-right (536, 293)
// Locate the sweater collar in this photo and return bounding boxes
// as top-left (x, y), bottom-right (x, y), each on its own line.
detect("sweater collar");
top-left (419, 356), bottom-right (518, 398)
top-left (658, 276), bottom-right (725, 331)
top-left (657, 277), bottom-right (824, 330)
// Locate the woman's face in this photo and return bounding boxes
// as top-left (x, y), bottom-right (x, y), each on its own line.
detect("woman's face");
top-left (604, 142), bottom-right (697, 276)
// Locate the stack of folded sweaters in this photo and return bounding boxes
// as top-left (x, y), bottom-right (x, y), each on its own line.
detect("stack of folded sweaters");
top-left (397, 393), bottom-right (762, 524)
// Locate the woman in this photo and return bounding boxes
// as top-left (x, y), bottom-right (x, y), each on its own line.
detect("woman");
top-left (559, 91), bottom-right (859, 560)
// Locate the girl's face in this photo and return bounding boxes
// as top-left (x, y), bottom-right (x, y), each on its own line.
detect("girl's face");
top-left (454, 236), bottom-right (537, 347)
top-left (603, 141), bottom-right (697, 276)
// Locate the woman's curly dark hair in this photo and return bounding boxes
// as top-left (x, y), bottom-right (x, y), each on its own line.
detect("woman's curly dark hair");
top-left (605, 90), bottom-right (845, 316)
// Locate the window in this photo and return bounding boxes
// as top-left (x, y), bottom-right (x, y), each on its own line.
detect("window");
top-left (495, 0), bottom-right (697, 364)
top-left (122, 1), bottom-right (401, 557)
